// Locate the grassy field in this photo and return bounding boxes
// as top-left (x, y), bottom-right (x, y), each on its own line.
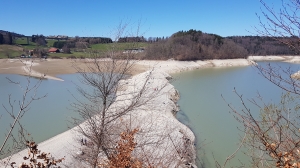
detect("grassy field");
top-left (0, 45), bottom-right (89, 59)
top-left (46, 39), bottom-right (59, 48)
top-left (14, 37), bottom-right (37, 50)
top-left (14, 38), bottom-right (59, 49)
top-left (14, 37), bottom-right (29, 45)
top-left (0, 41), bottom-right (148, 59)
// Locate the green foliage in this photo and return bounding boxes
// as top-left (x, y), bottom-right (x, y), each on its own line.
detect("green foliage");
top-left (14, 37), bottom-right (37, 49)
top-left (172, 29), bottom-right (203, 39)
top-left (0, 32), bottom-right (13, 45)
top-left (31, 35), bottom-right (47, 46)
top-left (0, 34), bottom-right (4, 44)
top-left (210, 34), bottom-right (224, 45)
top-left (90, 43), bottom-right (110, 51)
top-left (15, 37), bottom-right (28, 45)
top-left (53, 41), bottom-right (67, 48)
top-left (118, 36), bottom-right (146, 43)
top-left (46, 39), bottom-right (57, 47)
top-left (15, 37), bottom-right (49, 50)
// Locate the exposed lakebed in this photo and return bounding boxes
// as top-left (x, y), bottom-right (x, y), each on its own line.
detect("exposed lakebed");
top-left (0, 61), bottom-right (299, 167)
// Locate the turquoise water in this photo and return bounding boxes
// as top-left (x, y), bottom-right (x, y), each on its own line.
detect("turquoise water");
top-left (172, 62), bottom-right (300, 167)
top-left (0, 74), bottom-right (81, 146)
top-left (0, 62), bottom-right (299, 166)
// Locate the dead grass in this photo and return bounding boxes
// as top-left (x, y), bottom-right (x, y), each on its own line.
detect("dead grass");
top-left (0, 45), bottom-right (24, 58)
top-left (0, 45), bottom-right (23, 51)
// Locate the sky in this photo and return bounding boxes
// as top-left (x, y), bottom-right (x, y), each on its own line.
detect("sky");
top-left (0, 0), bottom-right (283, 38)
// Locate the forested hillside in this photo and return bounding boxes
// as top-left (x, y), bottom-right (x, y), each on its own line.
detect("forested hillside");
top-left (145, 29), bottom-right (296, 60)
top-left (227, 36), bottom-right (296, 55)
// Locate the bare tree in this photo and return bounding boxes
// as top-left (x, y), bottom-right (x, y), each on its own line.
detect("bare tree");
top-left (219, 1), bottom-right (300, 167)
top-left (0, 60), bottom-right (47, 167)
top-left (255, 0), bottom-right (300, 53)
top-left (70, 22), bottom-right (196, 167)
top-left (72, 58), bottom-right (139, 160)
top-left (62, 45), bottom-right (71, 54)
top-left (253, 0), bottom-right (300, 119)
top-left (224, 89), bottom-right (300, 167)
top-left (71, 56), bottom-right (198, 166)
top-left (70, 22), bottom-right (151, 167)
top-left (256, 62), bottom-right (300, 96)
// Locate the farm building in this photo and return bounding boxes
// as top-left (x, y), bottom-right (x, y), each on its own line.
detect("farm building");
top-left (48, 47), bottom-right (60, 53)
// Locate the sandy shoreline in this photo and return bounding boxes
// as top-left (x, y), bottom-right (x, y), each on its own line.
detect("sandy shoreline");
top-left (0, 58), bottom-right (256, 80)
top-left (2, 56), bottom-right (300, 167)
top-left (1, 56), bottom-right (300, 79)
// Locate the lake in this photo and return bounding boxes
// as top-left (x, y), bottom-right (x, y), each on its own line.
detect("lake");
top-left (0, 62), bottom-right (299, 167)
top-left (0, 74), bottom-right (81, 146)
top-left (172, 62), bottom-right (300, 167)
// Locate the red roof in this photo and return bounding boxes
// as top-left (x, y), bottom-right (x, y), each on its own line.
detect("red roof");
top-left (48, 48), bottom-right (58, 52)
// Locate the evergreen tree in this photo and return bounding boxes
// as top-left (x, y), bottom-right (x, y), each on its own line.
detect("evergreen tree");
top-left (0, 34), bottom-right (3, 44)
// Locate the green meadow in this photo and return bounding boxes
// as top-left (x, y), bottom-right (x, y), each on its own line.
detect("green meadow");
top-left (0, 37), bottom-right (148, 59)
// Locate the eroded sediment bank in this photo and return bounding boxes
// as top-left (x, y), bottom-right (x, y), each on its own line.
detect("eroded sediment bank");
top-left (2, 69), bottom-right (198, 167)
top-left (1, 57), bottom-right (274, 167)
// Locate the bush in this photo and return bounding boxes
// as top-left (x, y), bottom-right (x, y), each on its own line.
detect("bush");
top-left (33, 48), bottom-right (48, 58)
top-left (50, 56), bottom-right (62, 59)
top-left (62, 45), bottom-right (71, 54)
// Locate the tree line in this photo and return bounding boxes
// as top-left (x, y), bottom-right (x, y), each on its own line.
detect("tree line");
top-left (118, 36), bottom-right (146, 43)
top-left (227, 36), bottom-right (296, 55)
top-left (0, 32), bottom-right (13, 45)
top-left (0, 30), bottom-right (25, 45)
top-left (143, 29), bottom-right (298, 61)
top-left (145, 29), bottom-right (248, 60)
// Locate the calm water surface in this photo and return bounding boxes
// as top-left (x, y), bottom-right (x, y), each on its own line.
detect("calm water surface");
top-left (0, 74), bottom-right (81, 145)
top-left (172, 62), bottom-right (300, 167)
top-left (0, 62), bottom-right (300, 167)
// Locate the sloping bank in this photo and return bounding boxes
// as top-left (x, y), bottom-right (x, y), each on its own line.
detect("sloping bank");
top-left (2, 69), bottom-right (197, 167)
top-left (2, 58), bottom-right (257, 167)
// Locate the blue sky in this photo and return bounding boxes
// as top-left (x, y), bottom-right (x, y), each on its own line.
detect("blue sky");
top-left (1, 0), bottom-right (281, 38)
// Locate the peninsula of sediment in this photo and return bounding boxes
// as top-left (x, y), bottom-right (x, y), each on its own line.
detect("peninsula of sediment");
top-left (2, 56), bottom-right (299, 167)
